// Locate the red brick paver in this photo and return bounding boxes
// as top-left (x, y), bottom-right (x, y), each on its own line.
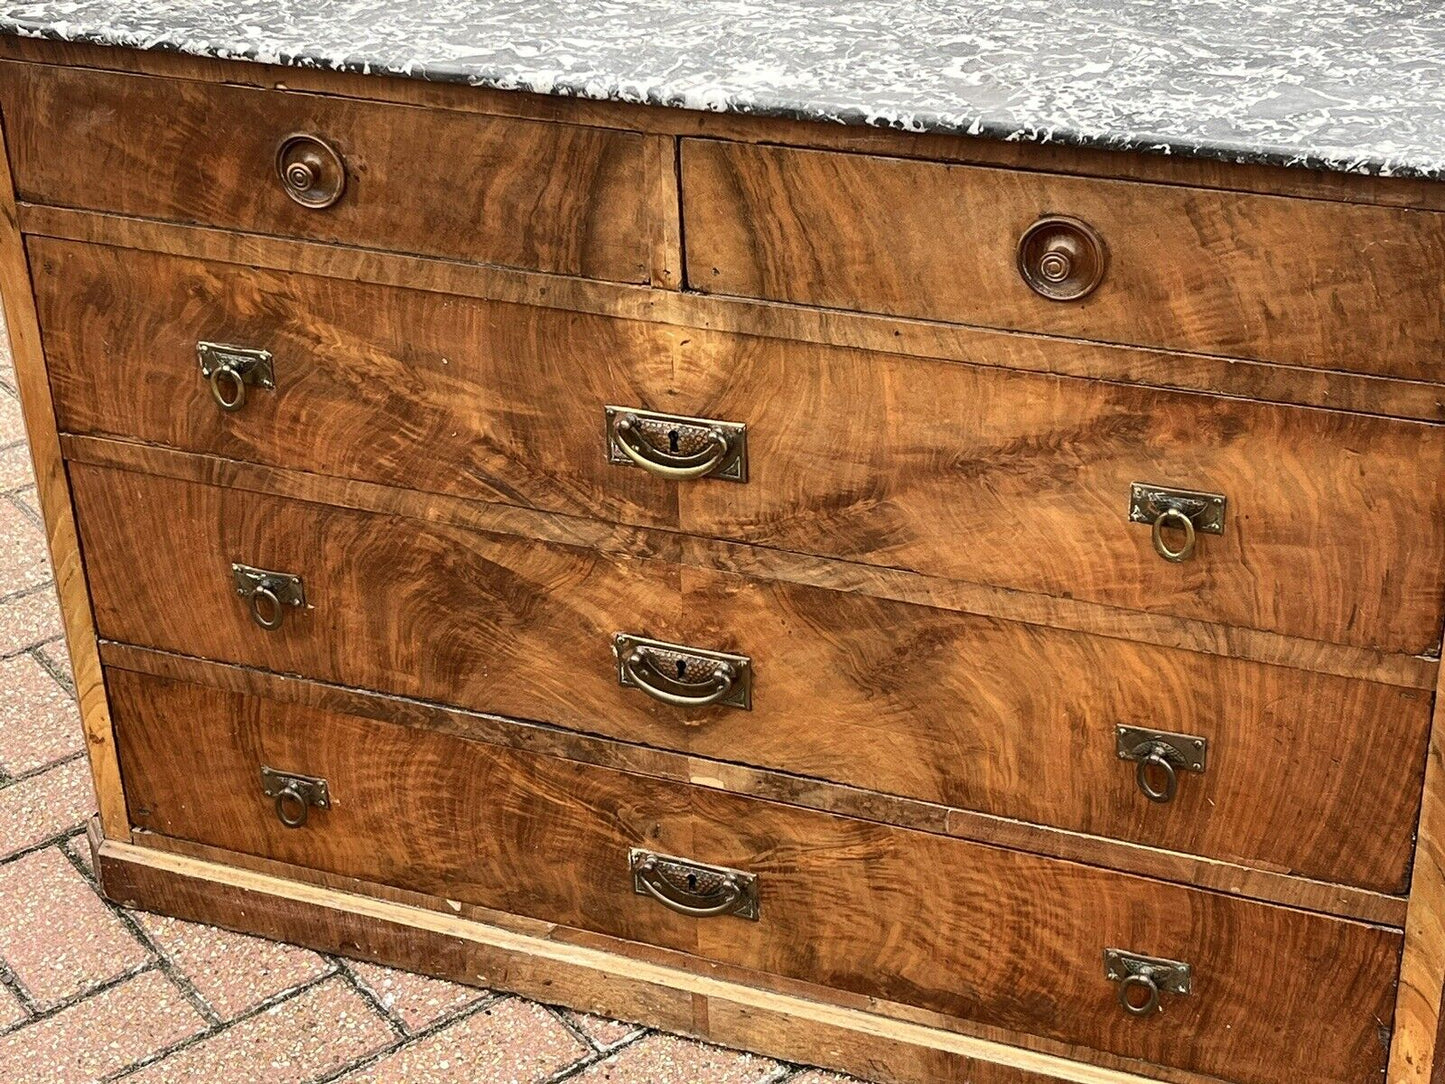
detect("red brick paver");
top-left (0, 757), bottom-right (95, 858)
top-left (0, 653), bottom-right (83, 775)
top-left (0, 848), bottom-right (148, 1008)
top-left (0, 311), bottom-right (867, 1083)
top-left (125, 977), bottom-right (394, 1083)
top-left (339, 998), bottom-right (587, 1083)
top-left (0, 970), bottom-right (206, 1083)
top-left (134, 912), bottom-right (334, 1021)
top-left (573, 1033), bottom-right (785, 1083)
top-left (347, 961), bottom-right (488, 1033)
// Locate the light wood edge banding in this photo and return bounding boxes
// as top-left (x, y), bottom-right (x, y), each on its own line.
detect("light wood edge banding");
top-left (18, 203), bottom-right (1445, 425)
top-left (0, 120), bottom-right (128, 837)
top-left (88, 819), bottom-right (1275, 1084)
top-left (62, 433), bottom-right (1438, 692)
top-left (1389, 660), bottom-right (1445, 1080)
top-left (97, 641), bottom-right (1411, 928)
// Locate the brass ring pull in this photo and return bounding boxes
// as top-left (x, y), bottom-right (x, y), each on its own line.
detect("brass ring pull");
top-left (249, 584), bottom-right (287, 631)
top-left (634, 856), bottom-right (745, 918)
top-left (1133, 743), bottom-right (1179, 804)
top-left (623, 649), bottom-right (738, 708)
top-left (1150, 507), bottom-right (1197, 563)
top-left (273, 784), bottom-right (309, 828)
top-left (209, 364), bottom-right (248, 412)
top-left (612, 413), bottom-right (731, 480)
top-left (1118, 972), bottom-right (1162, 1016)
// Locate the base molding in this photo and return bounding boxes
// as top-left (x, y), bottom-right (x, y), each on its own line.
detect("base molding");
top-left (89, 822), bottom-right (1159, 1084)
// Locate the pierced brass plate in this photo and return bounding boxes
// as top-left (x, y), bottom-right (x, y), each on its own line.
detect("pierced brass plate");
top-left (1116, 727), bottom-right (1208, 773)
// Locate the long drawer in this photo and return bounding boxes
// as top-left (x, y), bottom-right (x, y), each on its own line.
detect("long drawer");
top-left (680, 138), bottom-right (1445, 382)
top-left (108, 665), bottom-right (1400, 1084)
top-left (0, 63), bottom-right (653, 282)
top-left (69, 463), bottom-right (1431, 892)
top-left (37, 240), bottom-right (1445, 653)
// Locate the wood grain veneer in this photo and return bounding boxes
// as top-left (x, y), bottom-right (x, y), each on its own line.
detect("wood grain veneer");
top-left (682, 139), bottom-right (1445, 382)
top-left (108, 667), bottom-right (1402, 1084)
top-left (36, 239), bottom-right (1445, 654)
top-left (0, 62), bottom-right (653, 282)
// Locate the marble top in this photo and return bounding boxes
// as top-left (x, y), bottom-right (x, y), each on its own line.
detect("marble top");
top-left (3, 0), bottom-right (1445, 180)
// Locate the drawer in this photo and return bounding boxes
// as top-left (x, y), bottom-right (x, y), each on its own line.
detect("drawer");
top-left (70, 464), bottom-right (1431, 893)
top-left (681, 139), bottom-right (1445, 382)
top-left (39, 241), bottom-right (1445, 653)
top-left (0, 63), bottom-right (652, 281)
top-left (109, 666), bottom-right (1400, 1084)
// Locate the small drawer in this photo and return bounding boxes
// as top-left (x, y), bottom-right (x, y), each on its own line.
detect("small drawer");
top-left (681, 138), bottom-right (1445, 382)
top-left (37, 240), bottom-right (1445, 654)
top-left (70, 464), bottom-right (1431, 893)
top-left (109, 665), bottom-right (1401, 1084)
top-left (0, 62), bottom-right (652, 281)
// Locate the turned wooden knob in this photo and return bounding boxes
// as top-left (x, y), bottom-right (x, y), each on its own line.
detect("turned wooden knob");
top-left (275, 133), bottom-right (347, 209)
top-left (1017, 216), bottom-right (1106, 301)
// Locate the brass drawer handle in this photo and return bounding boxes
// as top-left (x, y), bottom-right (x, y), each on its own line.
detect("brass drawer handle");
top-left (1104, 949), bottom-right (1192, 1017)
top-left (276, 133), bottom-right (347, 209)
top-left (1116, 726), bottom-right (1208, 804)
top-left (232, 563), bottom-right (306, 631)
top-left (630, 849), bottom-right (759, 920)
top-left (1018, 216), bottom-right (1107, 301)
top-left (613, 633), bottom-right (752, 710)
top-left (1128, 483), bottom-right (1227, 563)
top-left (605, 406), bottom-right (748, 483)
top-left (260, 766), bottom-right (330, 829)
top-left (197, 342), bottom-right (274, 413)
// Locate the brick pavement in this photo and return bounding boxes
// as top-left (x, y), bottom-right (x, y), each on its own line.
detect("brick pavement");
top-left (0, 322), bottom-right (864, 1082)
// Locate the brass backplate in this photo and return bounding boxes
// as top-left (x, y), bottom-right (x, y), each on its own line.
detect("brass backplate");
top-left (1103, 948), bottom-right (1192, 996)
top-left (1116, 726), bottom-right (1208, 773)
top-left (259, 766), bottom-right (330, 809)
top-left (613, 633), bottom-right (753, 710)
top-left (197, 342), bottom-right (275, 388)
top-left (231, 563), bottom-right (306, 607)
top-left (1127, 483), bottom-right (1226, 534)
top-left (630, 849), bottom-right (760, 921)
top-left (604, 406), bottom-right (748, 482)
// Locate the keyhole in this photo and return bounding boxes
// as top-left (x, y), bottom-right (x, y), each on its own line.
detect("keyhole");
top-left (668, 429), bottom-right (680, 453)
top-left (675, 659), bottom-right (687, 679)
top-left (687, 873), bottom-right (698, 891)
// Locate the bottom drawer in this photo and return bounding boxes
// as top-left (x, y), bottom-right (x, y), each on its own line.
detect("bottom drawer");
top-left (109, 666), bottom-right (1400, 1084)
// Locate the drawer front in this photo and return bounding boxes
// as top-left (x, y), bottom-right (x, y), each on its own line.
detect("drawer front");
top-left (40, 241), bottom-right (1445, 654)
top-left (70, 464), bottom-right (1431, 892)
top-left (681, 139), bottom-right (1445, 382)
top-left (109, 666), bottom-right (1400, 1084)
top-left (0, 63), bottom-right (652, 281)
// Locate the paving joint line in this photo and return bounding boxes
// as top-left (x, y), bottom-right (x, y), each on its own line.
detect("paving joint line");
top-left (106, 968), bottom-right (342, 1080)
top-left (7, 488), bottom-right (42, 530)
top-left (27, 637), bottom-right (74, 695)
top-left (546, 1002), bottom-right (610, 1053)
top-left (0, 749), bottom-right (86, 793)
top-left (306, 990), bottom-right (509, 1084)
top-left (0, 959), bottom-right (160, 1041)
top-left (60, 841), bottom-right (228, 1029)
top-left (541, 1026), bottom-right (653, 1082)
top-left (332, 957), bottom-right (409, 1039)
top-left (0, 957), bottom-right (38, 1021)
top-left (0, 820), bottom-right (88, 867)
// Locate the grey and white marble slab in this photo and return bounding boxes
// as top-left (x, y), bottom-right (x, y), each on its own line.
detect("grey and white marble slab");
top-left (2, 0), bottom-right (1444, 180)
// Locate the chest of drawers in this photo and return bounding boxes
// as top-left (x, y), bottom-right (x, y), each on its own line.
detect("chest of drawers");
top-left (3, 23), bottom-right (1445, 1084)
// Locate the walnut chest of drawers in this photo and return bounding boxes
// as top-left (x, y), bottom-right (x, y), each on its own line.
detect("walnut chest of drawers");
top-left (4, 34), bottom-right (1445, 1084)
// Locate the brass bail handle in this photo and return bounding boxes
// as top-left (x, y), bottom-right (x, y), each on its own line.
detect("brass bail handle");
top-left (1150, 507), bottom-right (1197, 563)
top-left (634, 855), bottom-right (745, 918)
top-left (625, 648), bottom-right (738, 708)
top-left (613, 413), bottom-right (731, 480)
top-left (209, 363), bottom-right (248, 412)
top-left (273, 782), bottom-right (310, 828)
top-left (1131, 741), bottom-right (1179, 804)
top-left (1118, 971), bottom-right (1162, 1016)
top-left (249, 583), bottom-right (287, 631)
